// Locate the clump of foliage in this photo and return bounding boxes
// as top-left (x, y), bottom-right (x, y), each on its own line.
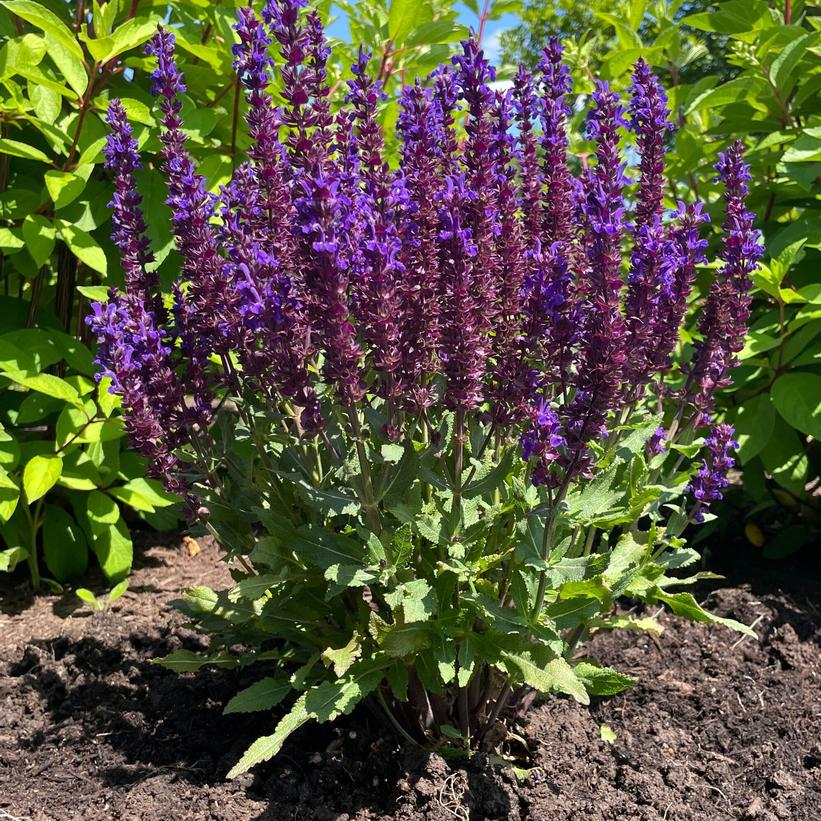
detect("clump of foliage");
top-left (91, 0), bottom-right (761, 776)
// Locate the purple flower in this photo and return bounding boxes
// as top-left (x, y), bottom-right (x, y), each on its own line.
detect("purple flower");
top-left (87, 293), bottom-right (193, 501)
top-left (647, 426), bottom-right (666, 456)
top-left (146, 30), bottom-right (236, 352)
top-left (538, 38), bottom-right (575, 245)
top-left (344, 51), bottom-right (406, 400)
top-left (688, 423), bottom-right (738, 521)
top-left (628, 59), bottom-right (672, 228)
top-left (686, 141), bottom-right (762, 423)
top-left (396, 80), bottom-right (443, 408)
top-left (521, 399), bottom-right (566, 487)
top-left (452, 37), bottom-right (500, 322)
top-left (647, 203), bottom-right (710, 377)
top-left (563, 83), bottom-right (627, 476)
top-left (294, 164), bottom-right (365, 405)
top-left (230, 7), bottom-right (294, 260)
top-left (437, 173), bottom-right (488, 411)
top-left (265, 0), bottom-right (333, 173)
top-left (103, 99), bottom-right (163, 321)
top-left (512, 66), bottom-right (542, 243)
top-left (487, 90), bottom-right (530, 425)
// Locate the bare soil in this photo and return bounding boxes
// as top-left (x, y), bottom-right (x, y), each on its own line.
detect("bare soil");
top-left (1, 536), bottom-right (819, 821)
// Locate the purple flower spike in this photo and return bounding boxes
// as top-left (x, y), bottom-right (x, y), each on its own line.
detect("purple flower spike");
top-left (686, 141), bottom-right (762, 423)
top-left (396, 80), bottom-right (443, 408)
top-left (88, 294), bottom-right (192, 501)
top-left (295, 163), bottom-right (365, 405)
top-left (437, 173), bottom-right (488, 411)
top-left (146, 30), bottom-right (234, 352)
top-left (648, 203), bottom-right (710, 376)
top-left (538, 37), bottom-right (574, 244)
top-left (103, 99), bottom-right (163, 320)
top-left (628, 59), bottom-right (672, 228)
top-left (563, 82), bottom-right (627, 476)
top-left (688, 423), bottom-right (738, 521)
top-left (512, 66), bottom-right (542, 243)
top-left (265, 0), bottom-right (333, 172)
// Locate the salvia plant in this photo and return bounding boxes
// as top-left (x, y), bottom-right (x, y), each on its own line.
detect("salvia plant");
top-left (89, 0), bottom-right (762, 777)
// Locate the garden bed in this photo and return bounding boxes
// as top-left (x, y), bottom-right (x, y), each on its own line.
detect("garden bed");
top-left (1, 537), bottom-right (818, 821)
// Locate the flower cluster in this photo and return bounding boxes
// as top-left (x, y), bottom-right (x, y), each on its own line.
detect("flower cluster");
top-left (91, 3), bottom-right (760, 505)
top-left (688, 423), bottom-right (739, 522)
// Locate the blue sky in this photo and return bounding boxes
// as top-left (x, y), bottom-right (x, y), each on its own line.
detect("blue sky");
top-left (326, 2), bottom-right (519, 64)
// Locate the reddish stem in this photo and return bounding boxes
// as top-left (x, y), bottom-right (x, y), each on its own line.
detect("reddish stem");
top-left (477, 0), bottom-right (491, 45)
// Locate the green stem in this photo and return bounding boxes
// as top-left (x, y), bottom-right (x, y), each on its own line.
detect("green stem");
top-left (347, 407), bottom-right (381, 536)
top-left (531, 484), bottom-right (569, 619)
top-left (24, 499), bottom-right (43, 590)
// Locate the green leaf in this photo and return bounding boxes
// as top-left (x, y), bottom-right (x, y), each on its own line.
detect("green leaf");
top-left (388, 0), bottom-right (433, 44)
top-left (84, 16), bottom-right (160, 64)
top-left (42, 504), bottom-right (88, 581)
top-left (77, 285), bottom-right (110, 302)
top-left (374, 620), bottom-right (432, 657)
top-left (233, 573), bottom-right (279, 601)
top-left (685, 76), bottom-right (767, 115)
top-left (1, 364), bottom-right (82, 405)
top-left (57, 221), bottom-right (107, 275)
top-left (573, 661), bottom-right (636, 696)
top-left (224, 676), bottom-right (292, 715)
top-left (771, 373), bottom-right (821, 440)
top-left (602, 533), bottom-right (648, 596)
top-left (0, 137), bottom-right (50, 162)
top-left (43, 34), bottom-right (87, 96)
top-left (107, 478), bottom-right (177, 513)
top-left (289, 525), bottom-right (366, 571)
top-left (227, 659), bottom-right (386, 778)
top-left (682, 0), bottom-right (768, 34)
top-left (0, 467), bottom-right (20, 523)
top-left (29, 80), bottom-right (61, 124)
top-left (600, 724), bottom-right (617, 744)
top-left (76, 587), bottom-right (99, 608)
top-left (463, 448), bottom-right (514, 499)
top-left (0, 1), bottom-right (83, 59)
top-left (21, 214), bottom-right (55, 267)
top-left (770, 32), bottom-right (820, 93)
top-left (85, 490), bottom-right (132, 580)
top-left (760, 417), bottom-right (808, 496)
top-left (500, 649), bottom-right (590, 705)
top-left (22, 454), bottom-right (62, 502)
top-left (733, 394), bottom-right (775, 464)
top-left (76, 136), bottom-right (107, 166)
top-left (591, 614), bottom-right (663, 636)
top-left (321, 632), bottom-right (362, 677)
top-left (45, 169), bottom-right (88, 209)
top-left (0, 545), bottom-right (28, 572)
top-left (652, 590), bottom-right (755, 637)
top-left (384, 579), bottom-right (437, 623)
top-left (108, 579), bottom-right (128, 602)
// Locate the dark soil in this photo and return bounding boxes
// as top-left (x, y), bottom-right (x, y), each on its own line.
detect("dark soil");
top-left (1, 537), bottom-right (819, 821)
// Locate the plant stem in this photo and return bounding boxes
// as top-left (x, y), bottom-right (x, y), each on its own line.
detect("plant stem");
top-left (453, 407), bottom-right (466, 510)
top-left (347, 407), bottom-right (381, 535)
top-left (376, 688), bottom-right (420, 748)
top-left (23, 499), bottom-right (43, 590)
top-left (531, 483), bottom-right (569, 619)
